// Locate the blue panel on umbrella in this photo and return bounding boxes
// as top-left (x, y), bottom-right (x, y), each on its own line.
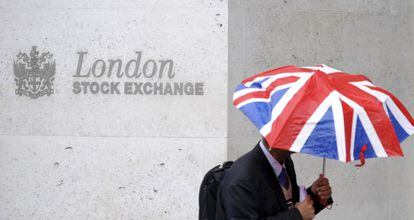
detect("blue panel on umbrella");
top-left (255, 77), bottom-right (270, 85)
top-left (300, 107), bottom-right (338, 160)
top-left (353, 117), bottom-right (377, 159)
top-left (235, 77), bottom-right (270, 90)
top-left (239, 87), bottom-right (288, 130)
top-left (235, 84), bottom-right (249, 91)
top-left (386, 106), bottom-right (409, 142)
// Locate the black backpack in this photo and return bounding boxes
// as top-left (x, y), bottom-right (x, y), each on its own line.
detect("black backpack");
top-left (199, 161), bottom-right (234, 220)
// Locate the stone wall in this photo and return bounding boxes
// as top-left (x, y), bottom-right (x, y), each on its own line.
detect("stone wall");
top-left (0, 0), bottom-right (227, 219)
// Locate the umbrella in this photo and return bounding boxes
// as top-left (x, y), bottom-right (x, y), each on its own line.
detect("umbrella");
top-left (233, 64), bottom-right (414, 171)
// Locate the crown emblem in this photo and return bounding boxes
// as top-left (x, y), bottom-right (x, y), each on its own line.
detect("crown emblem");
top-left (13, 46), bottom-right (56, 98)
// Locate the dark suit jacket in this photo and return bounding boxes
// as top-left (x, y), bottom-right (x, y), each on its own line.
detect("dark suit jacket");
top-left (215, 141), bottom-right (332, 220)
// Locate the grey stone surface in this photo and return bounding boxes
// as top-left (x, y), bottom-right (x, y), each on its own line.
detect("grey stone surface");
top-left (229, 0), bottom-right (414, 219)
top-left (0, 0), bottom-right (227, 219)
top-left (0, 135), bottom-right (226, 219)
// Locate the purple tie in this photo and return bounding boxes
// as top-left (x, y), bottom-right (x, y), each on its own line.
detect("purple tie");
top-left (278, 167), bottom-right (290, 190)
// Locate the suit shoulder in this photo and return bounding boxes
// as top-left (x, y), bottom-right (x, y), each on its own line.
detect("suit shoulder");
top-left (221, 149), bottom-right (264, 188)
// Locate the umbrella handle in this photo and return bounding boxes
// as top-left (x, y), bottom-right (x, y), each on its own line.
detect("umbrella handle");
top-left (320, 158), bottom-right (333, 210)
top-left (322, 158), bottom-right (326, 176)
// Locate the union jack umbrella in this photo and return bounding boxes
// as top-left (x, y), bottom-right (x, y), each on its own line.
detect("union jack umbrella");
top-left (233, 64), bottom-right (414, 167)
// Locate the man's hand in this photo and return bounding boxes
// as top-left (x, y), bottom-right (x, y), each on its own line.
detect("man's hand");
top-left (311, 174), bottom-right (332, 200)
top-left (295, 196), bottom-right (315, 220)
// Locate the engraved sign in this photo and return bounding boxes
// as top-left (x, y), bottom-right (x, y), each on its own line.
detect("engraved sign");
top-left (72, 51), bottom-right (204, 96)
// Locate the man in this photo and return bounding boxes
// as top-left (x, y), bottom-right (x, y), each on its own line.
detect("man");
top-left (215, 137), bottom-right (333, 220)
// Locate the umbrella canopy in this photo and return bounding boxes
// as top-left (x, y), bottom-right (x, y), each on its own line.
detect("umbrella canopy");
top-left (233, 64), bottom-right (414, 163)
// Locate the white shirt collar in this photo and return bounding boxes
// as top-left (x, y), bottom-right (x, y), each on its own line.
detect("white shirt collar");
top-left (259, 139), bottom-right (284, 176)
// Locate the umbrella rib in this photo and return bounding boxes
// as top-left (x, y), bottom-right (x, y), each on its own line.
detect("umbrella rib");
top-left (331, 91), bottom-right (347, 162)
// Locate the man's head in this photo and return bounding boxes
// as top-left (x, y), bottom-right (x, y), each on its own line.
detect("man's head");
top-left (261, 137), bottom-right (293, 164)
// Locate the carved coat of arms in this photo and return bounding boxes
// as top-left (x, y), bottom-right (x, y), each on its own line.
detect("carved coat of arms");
top-left (13, 46), bottom-right (56, 98)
